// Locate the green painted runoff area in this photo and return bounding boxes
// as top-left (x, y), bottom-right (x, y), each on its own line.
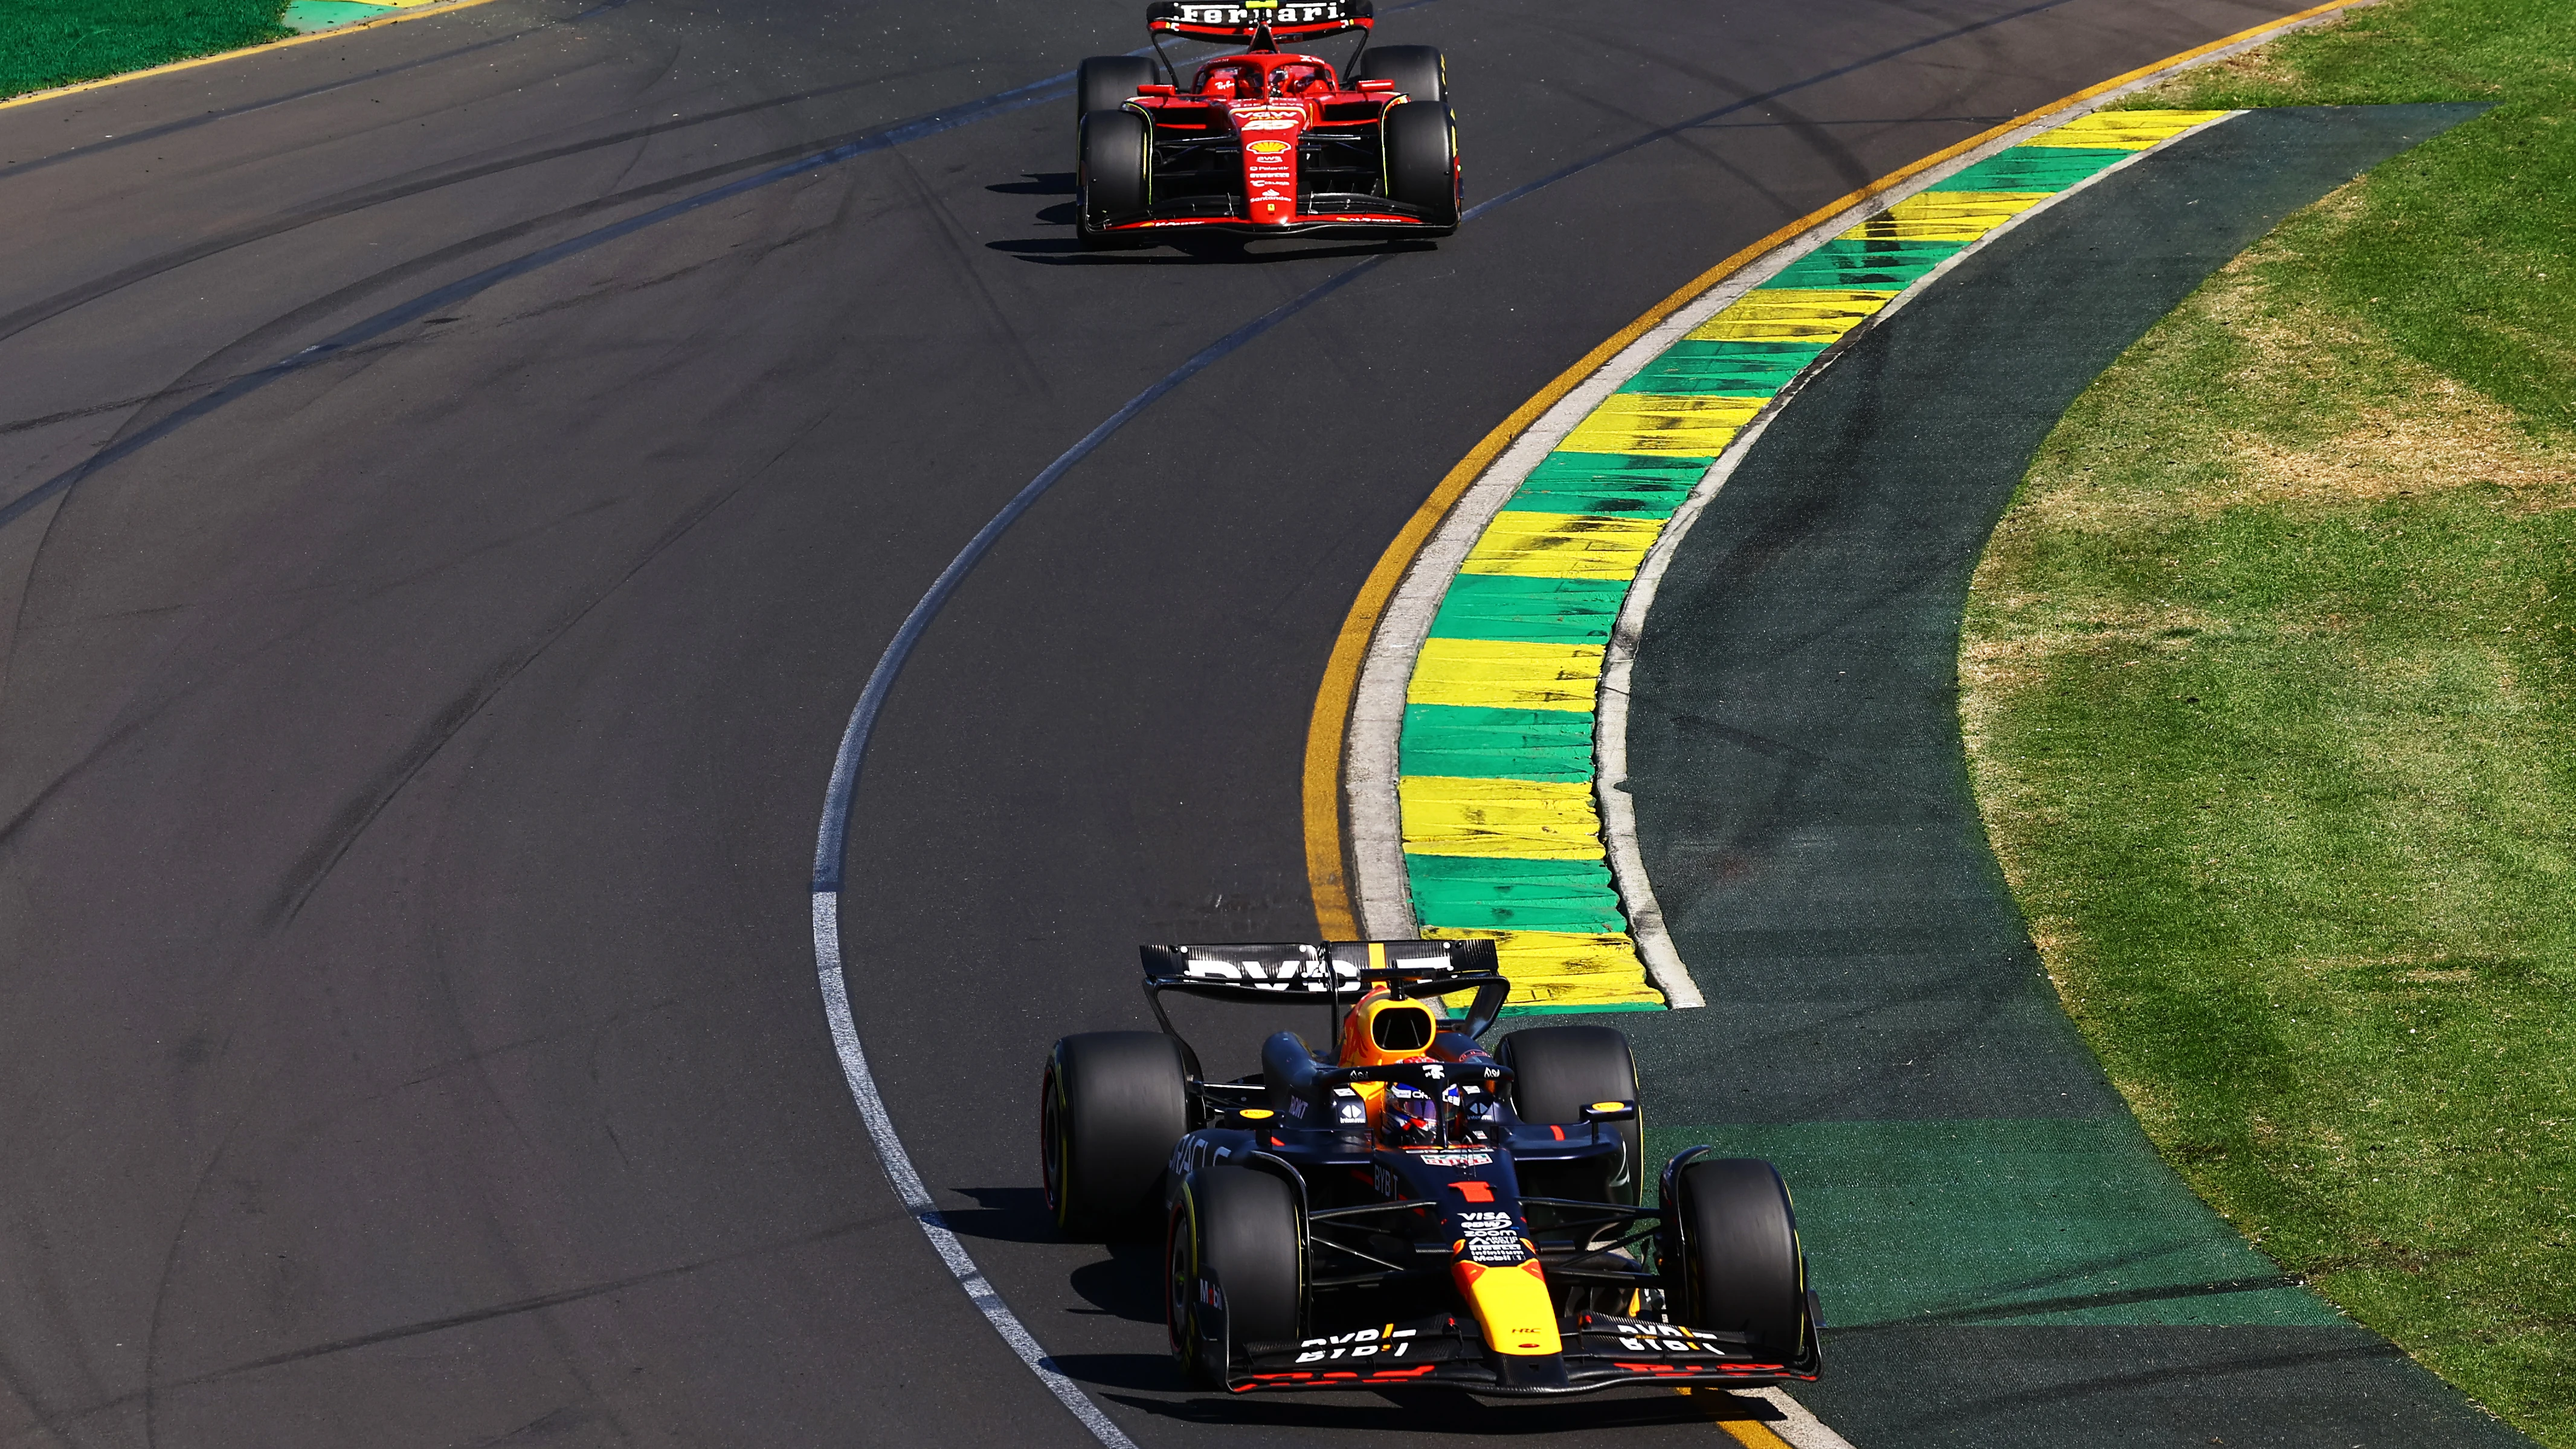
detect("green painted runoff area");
top-left (1647, 1121), bottom-right (2344, 1329)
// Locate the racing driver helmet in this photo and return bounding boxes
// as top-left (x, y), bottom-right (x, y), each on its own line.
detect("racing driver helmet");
top-left (1271, 62), bottom-right (1333, 97)
top-left (1381, 1081), bottom-right (1441, 1148)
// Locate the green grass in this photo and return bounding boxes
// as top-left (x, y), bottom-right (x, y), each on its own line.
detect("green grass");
top-left (2, 0), bottom-right (289, 101)
top-left (1962, 2), bottom-right (2576, 1441)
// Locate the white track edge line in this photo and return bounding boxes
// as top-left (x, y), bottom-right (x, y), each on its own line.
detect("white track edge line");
top-left (814, 893), bottom-right (1142, 1448)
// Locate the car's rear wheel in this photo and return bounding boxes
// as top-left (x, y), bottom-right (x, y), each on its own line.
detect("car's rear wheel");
top-left (1496, 1024), bottom-right (1641, 1204)
top-left (1354, 43), bottom-right (1444, 106)
top-left (1076, 108), bottom-right (1153, 249)
top-left (1167, 1166), bottom-right (1303, 1386)
top-left (1077, 54), bottom-right (1158, 118)
top-left (1380, 100), bottom-right (1457, 233)
top-left (1041, 1031), bottom-right (1188, 1239)
top-left (1664, 1156), bottom-right (1813, 1363)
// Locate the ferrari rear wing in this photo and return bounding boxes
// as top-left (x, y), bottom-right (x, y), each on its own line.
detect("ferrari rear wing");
top-left (1147, 0), bottom-right (1373, 43)
top-left (1141, 939), bottom-right (1509, 1036)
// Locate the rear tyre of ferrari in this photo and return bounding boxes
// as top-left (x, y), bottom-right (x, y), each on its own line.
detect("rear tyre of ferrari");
top-left (1076, 108), bottom-right (1153, 249)
top-left (1380, 99), bottom-right (1458, 233)
top-left (1354, 43), bottom-right (1445, 106)
top-left (1041, 1031), bottom-right (1188, 1239)
top-left (1664, 1157), bottom-right (1813, 1363)
top-left (1496, 1025), bottom-right (1642, 1204)
top-left (1167, 1166), bottom-right (1302, 1387)
top-left (1077, 54), bottom-right (1158, 118)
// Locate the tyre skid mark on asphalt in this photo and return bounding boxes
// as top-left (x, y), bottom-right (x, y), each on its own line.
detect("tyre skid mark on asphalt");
top-left (0, 71), bottom-right (1081, 533)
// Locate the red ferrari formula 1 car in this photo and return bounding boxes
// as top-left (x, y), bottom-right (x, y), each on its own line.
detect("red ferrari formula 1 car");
top-left (1071, 0), bottom-right (1459, 248)
top-left (1040, 940), bottom-right (1824, 1395)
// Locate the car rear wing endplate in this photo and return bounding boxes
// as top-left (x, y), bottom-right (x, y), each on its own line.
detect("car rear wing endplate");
top-left (1147, 0), bottom-right (1372, 43)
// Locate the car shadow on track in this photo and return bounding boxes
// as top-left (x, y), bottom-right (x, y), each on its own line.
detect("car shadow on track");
top-left (990, 234), bottom-right (1435, 265)
top-left (983, 176), bottom-right (1441, 265)
top-left (941, 1185), bottom-right (1060, 1242)
top-left (1070, 1243), bottom-right (1168, 1323)
top-left (941, 1188), bottom-right (1165, 1322)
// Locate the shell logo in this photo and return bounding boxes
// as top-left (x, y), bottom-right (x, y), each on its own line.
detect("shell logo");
top-left (1245, 139), bottom-right (1290, 156)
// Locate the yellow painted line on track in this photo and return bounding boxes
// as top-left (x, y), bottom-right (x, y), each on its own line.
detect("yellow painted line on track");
top-left (1406, 637), bottom-right (1603, 710)
top-left (0, 0), bottom-right (505, 112)
top-left (1706, 1409), bottom-right (1800, 1449)
top-left (1299, 0), bottom-right (2378, 940)
top-left (1460, 511), bottom-right (1667, 579)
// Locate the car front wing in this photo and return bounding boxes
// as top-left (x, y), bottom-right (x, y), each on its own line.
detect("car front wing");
top-left (1226, 1312), bottom-right (1817, 1396)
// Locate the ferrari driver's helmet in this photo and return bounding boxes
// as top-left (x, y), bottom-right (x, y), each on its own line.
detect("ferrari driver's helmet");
top-left (1341, 990), bottom-right (1437, 1066)
top-left (1270, 62), bottom-right (1333, 97)
top-left (1382, 1082), bottom-right (1440, 1148)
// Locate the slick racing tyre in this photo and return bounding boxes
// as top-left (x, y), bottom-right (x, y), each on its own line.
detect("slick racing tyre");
top-left (1497, 1025), bottom-right (1643, 1204)
top-left (1076, 108), bottom-right (1152, 249)
top-left (1042, 1031), bottom-right (1188, 1239)
top-left (1354, 43), bottom-right (1445, 106)
top-left (1077, 54), bottom-right (1157, 118)
top-left (1380, 100), bottom-right (1458, 233)
top-left (1664, 1157), bottom-right (1814, 1363)
top-left (1167, 1166), bottom-right (1302, 1387)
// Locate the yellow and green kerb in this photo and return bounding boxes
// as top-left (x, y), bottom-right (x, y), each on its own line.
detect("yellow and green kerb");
top-left (1396, 108), bottom-right (2226, 1015)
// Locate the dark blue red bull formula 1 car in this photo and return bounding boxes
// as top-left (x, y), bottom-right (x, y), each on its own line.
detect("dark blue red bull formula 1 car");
top-left (1070, 0), bottom-right (1458, 248)
top-left (1040, 940), bottom-right (1823, 1395)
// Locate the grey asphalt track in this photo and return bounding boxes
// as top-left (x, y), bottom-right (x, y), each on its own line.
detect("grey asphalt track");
top-left (0, 2), bottom-right (2365, 1445)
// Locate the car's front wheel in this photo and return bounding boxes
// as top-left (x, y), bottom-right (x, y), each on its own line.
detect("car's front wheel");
top-left (1077, 108), bottom-right (1152, 249)
top-left (1167, 1166), bottom-right (1302, 1386)
top-left (1381, 99), bottom-right (1458, 234)
top-left (1663, 1155), bottom-right (1814, 1366)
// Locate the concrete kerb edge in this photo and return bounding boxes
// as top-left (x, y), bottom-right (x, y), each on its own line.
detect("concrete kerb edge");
top-left (1343, 10), bottom-right (2355, 994)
